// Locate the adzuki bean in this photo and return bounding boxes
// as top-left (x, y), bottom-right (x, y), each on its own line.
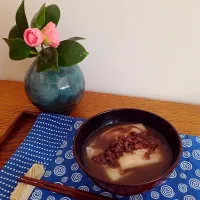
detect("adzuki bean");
top-left (92, 130), bottom-right (159, 167)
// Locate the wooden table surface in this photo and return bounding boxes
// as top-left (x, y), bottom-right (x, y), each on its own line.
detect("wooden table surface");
top-left (1, 80), bottom-right (200, 137)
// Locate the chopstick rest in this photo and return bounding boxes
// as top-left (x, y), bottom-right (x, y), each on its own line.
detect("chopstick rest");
top-left (10, 163), bottom-right (110, 200)
top-left (10, 164), bottom-right (45, 200)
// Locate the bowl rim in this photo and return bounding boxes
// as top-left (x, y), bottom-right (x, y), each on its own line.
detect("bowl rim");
top-left (73, 108), bottom-right (182, 187)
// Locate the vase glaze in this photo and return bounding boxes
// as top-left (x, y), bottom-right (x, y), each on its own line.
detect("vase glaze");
top-left (25, 60), bottom-right (85, 114)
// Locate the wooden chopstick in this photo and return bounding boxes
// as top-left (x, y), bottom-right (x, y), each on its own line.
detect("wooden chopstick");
top-left (19, 176), bottom-right (114, 200)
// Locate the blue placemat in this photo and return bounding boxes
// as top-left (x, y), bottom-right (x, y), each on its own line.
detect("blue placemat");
top-left (0, 113), bottom-right (200, 200)
top-left (0, 113), bottom-right (75, 200)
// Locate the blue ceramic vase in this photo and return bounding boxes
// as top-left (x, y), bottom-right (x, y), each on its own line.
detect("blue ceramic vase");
top-left (25, 59), bottom-right (85, 114)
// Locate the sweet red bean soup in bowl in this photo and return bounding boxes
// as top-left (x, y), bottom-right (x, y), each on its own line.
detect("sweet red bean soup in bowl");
top-left (74, 109), bottom-right (182, 195)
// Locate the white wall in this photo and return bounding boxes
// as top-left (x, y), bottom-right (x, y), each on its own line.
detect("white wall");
top-left (1, 0), bottom-right (200, 104)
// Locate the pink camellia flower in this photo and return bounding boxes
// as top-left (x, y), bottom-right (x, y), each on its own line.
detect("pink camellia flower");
top-left (42, 22), bottom-right (60, 48)
top-left (24, 28), bottom-right (44, 47)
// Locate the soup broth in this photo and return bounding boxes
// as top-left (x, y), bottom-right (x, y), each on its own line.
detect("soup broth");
top-left (83, 123), bottom-right (172, 185)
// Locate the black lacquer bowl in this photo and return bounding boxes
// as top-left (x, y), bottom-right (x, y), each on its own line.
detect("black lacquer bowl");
top-left (74, 108), bottom-right (182, 195)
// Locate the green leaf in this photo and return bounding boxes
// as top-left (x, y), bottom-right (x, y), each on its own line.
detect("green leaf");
top-left (8, 25), bottom-right (21, 39)
top-left (37, 48), bottom-right (59, 72)
top-left (57, 40), bottom-right (88, 67)
top-left (7, 24), bottom-right (38, 57)
top-left (68, 37), bottom-right (85, 41)
top-left (3, 38), bottom-right (31, 60)
top-left (44, 4), bottom-right (60, 27)
top-left (31, 3), bottom-right (46, 29)
top-left (15, 0), bottom-right (29, 37)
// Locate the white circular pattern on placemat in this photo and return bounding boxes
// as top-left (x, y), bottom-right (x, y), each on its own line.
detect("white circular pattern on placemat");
top-left (61, 176), bottom-right (68, 183)
top-left (180, 173), bottom-right (187, 179)
top-left (54, 165), bottom-right (66, 176)
top-left (184, 195), bottom-right (196, 200)
top-left (65, 150), bottom-right (74, 159)
top-left (180, 161), bottom-right (192, 171)
top-left (31, 189), bottom-right (43, 199)
top-left (116, 194), bottom-right (123, 198)
top-left (178, 183), bottom-right (188, 193)
top-left (44, 170), bottom-right (51, 177)
top-left (180, 134), bottom-right (185, 138)
top-left (196, 136), bottom-right (200, 143)
top-left (151, 191), bottom-right (160, 199)
top-left (189, 178), bottom-right (200, 190)
top-left (60, 140), bottom-right (68, 148)
top-left (55, 157), bottom-right (64, 164)
top-left (160, 185), bottom-right (175, 198)
top-left (183, 151), bottom-right (191, 158)
top-left (74, 121), bottom-right (84, 130)
top-left (55, 182), bottom-right (63, 185)
top-left (78, 186), bottom-right (89, 192)
top-left (129, 195), bottom-right (143, 200)
top-left (60, 198), bottom-right (71, 200)
top-left (47, 196), bottom-right (55, 200)
top-left (100, 192), bottom-right (112, 198)
top-left (180, 134), bottom-right (186, 138)
top-left (71, 163), bottom-right (79, 171)
top-left (195, 169), bottom-right (200, 177)
top-left (71, 173), bottom-right (82, 182)
top-left (92, 185), bottom-right (101, 191)
top-left (182, 139), bottom-right (192, 147)
top-left (192, 150), bottom-right (200, 160)
top-left (169, 170), bottom-right (177, 178)
top-left (71, 145), bottom-right (73, 149)
top-left (56, 150), bottom-right (63, 156)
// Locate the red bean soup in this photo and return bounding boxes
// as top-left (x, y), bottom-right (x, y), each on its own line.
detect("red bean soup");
top-left (83, 123), bottom-right (172, 185)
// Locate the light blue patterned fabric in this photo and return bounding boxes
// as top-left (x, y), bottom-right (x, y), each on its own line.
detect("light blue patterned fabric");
top-left (0, 113), bottom-right (200, 200)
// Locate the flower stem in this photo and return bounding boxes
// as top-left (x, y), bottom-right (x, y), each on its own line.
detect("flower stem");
top-left (41, 44), bottom-right (45, 51)
top-left (30, 51), bottom-right (38, 55)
